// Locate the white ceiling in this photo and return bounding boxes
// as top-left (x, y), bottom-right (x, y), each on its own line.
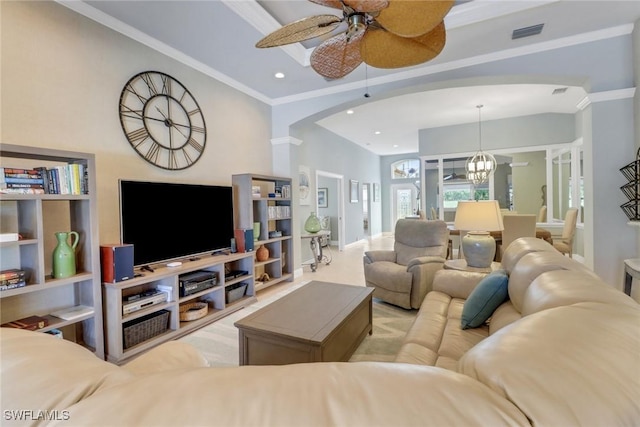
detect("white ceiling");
top-left (62, 0), bottom-right (640, 155)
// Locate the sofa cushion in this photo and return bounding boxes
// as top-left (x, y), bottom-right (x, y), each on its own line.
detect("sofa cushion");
top-left (395, 291), bottom-right (489, 368)
top-left (461, 269), bottom-right (509, 329)
top-left (488, 301), bottom-right (521, 334)
top-left (458, 302), bottom-right (640, 426)
top-left (508, 251), bottom-right (598, 312)
top-left (521, 269), bottom-right (638, 316)
top-left (61, 362), bottom-right (530, 426)
top-left (500, 237), bottom-right (557, 274)
top-left (0, 328), bottom-right (133, 416)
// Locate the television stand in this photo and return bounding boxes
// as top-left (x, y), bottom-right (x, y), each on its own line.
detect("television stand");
top-left (103, 251), bottom-right (255, 364)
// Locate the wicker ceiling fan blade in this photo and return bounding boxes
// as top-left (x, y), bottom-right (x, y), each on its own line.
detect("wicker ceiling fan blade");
top-left (360, 22), bottom-right (446, 69)
top-left (309, 0), bottom-right (389, 13)
top-left (375, 0), bottom-right (453, 38)
top-left (310, 32), bottom-right (365, 80)
top-left (344, 0), bottom-right (389, 13)
top-left (256, 15), bottom-right (342, 48)
top-left (308, 0), bottom-right (344, 11)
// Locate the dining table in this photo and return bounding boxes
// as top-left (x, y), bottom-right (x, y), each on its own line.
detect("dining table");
top-left (448, 227), bottom-right (553, 245)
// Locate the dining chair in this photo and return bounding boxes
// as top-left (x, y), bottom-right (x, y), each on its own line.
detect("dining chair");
top-left (499, 214), bottom-right (537, 259)
top-left (553, 208), bottom-right (579, 257)
top-left (538, 205), bottom-right (547, 222)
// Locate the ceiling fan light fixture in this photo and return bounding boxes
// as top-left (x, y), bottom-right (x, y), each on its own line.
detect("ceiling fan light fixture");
top-left (346, 14), bottom-right (367, 40)
top-left (465, 105), bottom-right (496, 185)
top-left (257, 0), bottom-right (454, 79)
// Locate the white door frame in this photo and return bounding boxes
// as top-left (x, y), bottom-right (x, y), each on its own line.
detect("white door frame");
top-left (315, 170), bottom-right (345, 251)
top-left (390, 183), bottom-right (418, 229)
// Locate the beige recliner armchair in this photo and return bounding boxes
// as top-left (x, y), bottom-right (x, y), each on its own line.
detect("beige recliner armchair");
top-left (363, 219), bottom-right (450, 309)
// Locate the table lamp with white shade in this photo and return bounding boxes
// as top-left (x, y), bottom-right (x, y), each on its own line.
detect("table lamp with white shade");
top-left (454, 200), bottom-right (504, 268)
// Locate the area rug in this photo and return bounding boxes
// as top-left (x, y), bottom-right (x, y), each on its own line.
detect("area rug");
top-left (179, 281), bottom-right (417, 367)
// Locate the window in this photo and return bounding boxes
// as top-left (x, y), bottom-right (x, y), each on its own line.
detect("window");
top-left (391, 159), bottom-right (420, 179)
top-left (443, 182), bottom-right (488, 209)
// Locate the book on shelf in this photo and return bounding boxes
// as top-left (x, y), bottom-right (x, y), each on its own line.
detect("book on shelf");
top-left (0, 187), bottom-right (46, 194)
top-left (0, 167), bottom-right (42, 177)
top-left (1, 275), bottom-right (26, 285)
top-left (0, 164), bottom-right (89, 195)
top-left (34, 167), bottom-right (50, 193)
top-left (0, 233), bottom-right (19, 242)
top-left (0, 182), bottom-right (45, 189)
top-left (1, 315), bottom-right (49, 331)
top-left (50, 305), bottom-right (94, 321)
top-left (0, 176), bottom-right (44, 185)
top-left (0, 268), bottom-right (26, 281)
top-left (0, 280), bottom-right (26, 291)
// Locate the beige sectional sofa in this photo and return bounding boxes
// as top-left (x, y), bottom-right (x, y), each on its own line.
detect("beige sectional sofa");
top-left (1, 237), bottom-right (639, 426)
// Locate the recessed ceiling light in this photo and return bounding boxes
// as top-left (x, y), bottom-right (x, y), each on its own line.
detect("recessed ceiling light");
top-left (346, 109), bottom-right (354, 115)
top-left (374, 131), bottom-right (381, 135)
top-left (274, 72), bottom-right (285, 79)
top-left (393, 144), bottom-right (398, 148)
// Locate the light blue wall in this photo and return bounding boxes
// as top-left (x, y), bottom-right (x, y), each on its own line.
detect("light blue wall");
top-left (289, 125), bottom-right (382, 247)
top-left (273, 32), bottom-right (637, 289)
top-left (419, 113), bottom-right (576, 155)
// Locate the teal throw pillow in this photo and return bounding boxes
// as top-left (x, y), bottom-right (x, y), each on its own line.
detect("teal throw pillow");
top-left (461, 269), bottom-right (509, 330)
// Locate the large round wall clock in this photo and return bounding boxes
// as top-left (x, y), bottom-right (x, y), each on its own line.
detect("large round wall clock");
top-left (119, 71), bottom-right (207, 170)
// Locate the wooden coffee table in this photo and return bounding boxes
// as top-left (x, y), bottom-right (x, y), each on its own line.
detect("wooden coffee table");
top-left (234, 281), bottom-right (373, 365)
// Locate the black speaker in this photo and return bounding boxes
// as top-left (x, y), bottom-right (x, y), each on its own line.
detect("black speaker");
top-left (244, 229), bottom-right (254, 252)
top-left (100, 244), bottom-right (134, 283)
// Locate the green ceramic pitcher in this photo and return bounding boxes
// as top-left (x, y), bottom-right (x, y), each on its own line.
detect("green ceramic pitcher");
top-left (52, 231), bottom-right (79, 279)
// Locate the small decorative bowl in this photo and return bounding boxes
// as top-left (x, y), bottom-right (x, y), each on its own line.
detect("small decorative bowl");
top-left (179, 302), bottom-right (208, 321)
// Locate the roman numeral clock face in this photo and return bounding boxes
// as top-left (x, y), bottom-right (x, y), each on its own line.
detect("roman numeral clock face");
top-left (119, 71), bottom-right (207, 170)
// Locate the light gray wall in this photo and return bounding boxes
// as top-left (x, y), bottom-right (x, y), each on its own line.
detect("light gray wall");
top-left (5, 1), bottom-right (637, 291)
top-left (290, 125), bottom-right (382, 246)
top-left (419, 113), bottom-right (575, 155)
top-left (275, 32), bottom-right (637, 289)
top-left (590, 98), bottom-right (636, 285)
top-left (2, 1), bottom-right (273, 247)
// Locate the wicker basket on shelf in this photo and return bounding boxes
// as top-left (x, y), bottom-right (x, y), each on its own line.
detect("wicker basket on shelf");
top-left (179, 302), bottom-right (208, 322)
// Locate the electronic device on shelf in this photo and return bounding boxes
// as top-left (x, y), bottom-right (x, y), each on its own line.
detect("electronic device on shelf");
top-left (122, 289), bottom-right (167, 315)
top-left (179, 270), bottom-right (218, 297)
top-left (225, 270), bottom-right (248, 281)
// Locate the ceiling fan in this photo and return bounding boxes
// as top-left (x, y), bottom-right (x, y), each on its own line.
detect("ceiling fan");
top-left (255, 0), bottom-right (454, 80)
top-left (444, 160), bottom-right (466, 181)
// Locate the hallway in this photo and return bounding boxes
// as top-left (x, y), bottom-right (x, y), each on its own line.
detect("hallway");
top-left (258, 235), bottom-right (394, 301)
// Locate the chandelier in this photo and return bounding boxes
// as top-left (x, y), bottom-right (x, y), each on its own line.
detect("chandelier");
top-left (466, 105), bottom-right (496, 185)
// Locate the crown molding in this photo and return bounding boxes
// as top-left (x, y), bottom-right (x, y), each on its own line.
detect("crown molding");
top-left (222, 0), bottom-right (309, 66)
top-left (55, 0), bottom-right (273, 104)
top-left (271, 23), bottom-right (635, 105)
top-left (271, 136), bottom-right (303, 146)
top-left (56, 1), bottom-right (636, 108)
top-left (589, 87), bottom-right (636, 103)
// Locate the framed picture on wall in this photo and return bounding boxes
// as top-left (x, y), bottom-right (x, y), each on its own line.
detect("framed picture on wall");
top-left (373, 183), bottom-right (380, 202)
top-left (318, 187), bottom-right (328, 208)
top-left (350, 180), bottom-right (359, 203)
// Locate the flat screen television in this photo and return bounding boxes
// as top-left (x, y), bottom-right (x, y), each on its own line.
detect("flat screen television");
top-left (119, 180), bottom-right (234, 267)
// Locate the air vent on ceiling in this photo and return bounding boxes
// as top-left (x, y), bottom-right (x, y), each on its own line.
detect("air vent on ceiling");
top-left (552, 87), bottom-right (568, 95)
top-left (512, 23), bottom-right (544, 40)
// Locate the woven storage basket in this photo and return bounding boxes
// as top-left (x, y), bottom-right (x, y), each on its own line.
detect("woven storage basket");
top-left (123, 310), bottom-right (170, 349)
top-left (179, 301), bottom-right (208, 321)
top-left (225, 283), bottom-right (247, 304)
